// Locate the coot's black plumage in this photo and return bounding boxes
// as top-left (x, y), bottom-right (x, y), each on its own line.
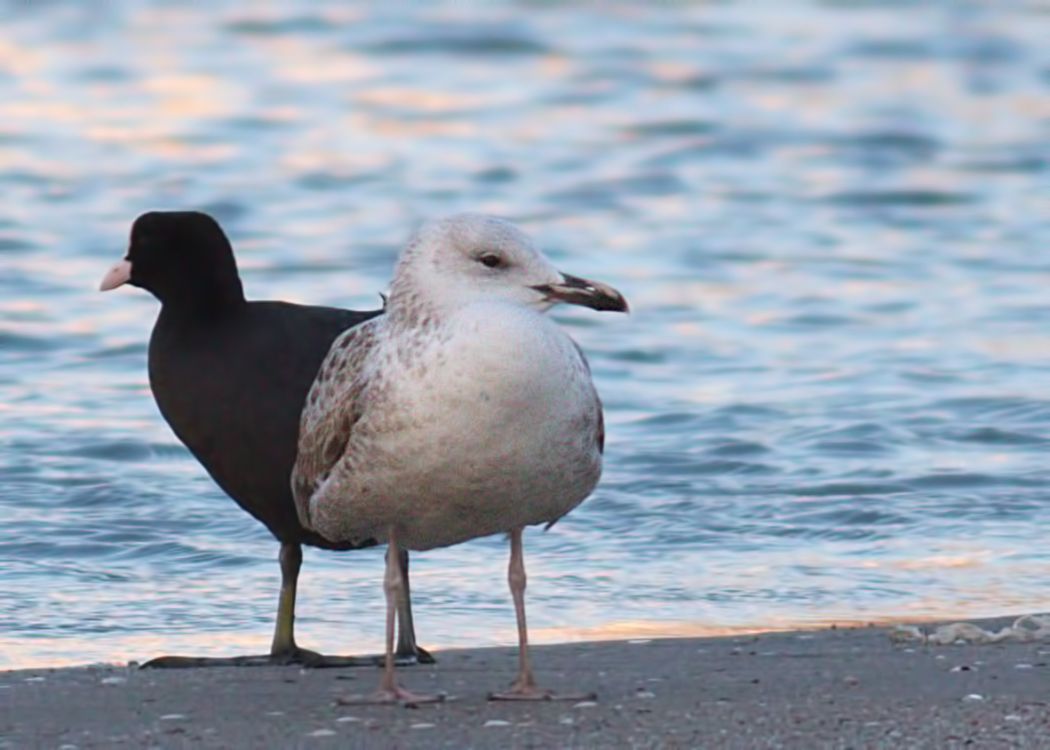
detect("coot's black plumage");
top-left (101, 211), bottom-right (430, 668)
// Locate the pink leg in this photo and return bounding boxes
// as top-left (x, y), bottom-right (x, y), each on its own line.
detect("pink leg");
top-left (489, 529), bottom-right (595, 701)
top-left (337, 528), bottom-right (442, 707)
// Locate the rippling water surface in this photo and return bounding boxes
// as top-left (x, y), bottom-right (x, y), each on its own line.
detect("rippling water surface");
top-left (2, 1), bottom-right (1049, 669)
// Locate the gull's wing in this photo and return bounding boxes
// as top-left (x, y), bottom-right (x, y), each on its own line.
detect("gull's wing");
top-left (571, 339), bottom-right (604, 454)
top-left (291, 320), bottom-right (379, 527)
top-left (545, 339), bottom-right (604, 532)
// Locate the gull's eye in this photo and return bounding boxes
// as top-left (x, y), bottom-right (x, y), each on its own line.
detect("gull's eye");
top-left (478, 253), bottom-right (503, 269)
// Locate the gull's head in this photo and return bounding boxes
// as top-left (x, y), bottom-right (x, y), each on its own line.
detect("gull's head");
top-left (388, 214), bottom-right (628, 319)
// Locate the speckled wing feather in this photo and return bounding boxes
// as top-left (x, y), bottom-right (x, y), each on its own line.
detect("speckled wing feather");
top-left (545, 340), bottom-right (604, 532)
top-left (595, 403), bottom-right (605, 455)
top-left (292, 320), bottom-right (379, 528)
top-left (571, 339), bottom-right (604, 454)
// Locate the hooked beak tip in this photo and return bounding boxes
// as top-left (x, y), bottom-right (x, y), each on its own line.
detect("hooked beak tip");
top-left (533, 272), bottom-right (629, 313)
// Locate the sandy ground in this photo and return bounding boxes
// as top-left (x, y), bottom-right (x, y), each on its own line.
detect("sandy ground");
top-left (1, 618), bottom-right (1048, 749)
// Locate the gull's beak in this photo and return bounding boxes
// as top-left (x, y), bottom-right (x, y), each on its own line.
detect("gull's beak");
top-left (99, 259), bottom-right (132, 292)
top-left (533, 272), bottom-right (629, 313)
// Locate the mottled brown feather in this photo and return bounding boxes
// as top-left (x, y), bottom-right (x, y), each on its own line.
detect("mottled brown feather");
top-left (544, 341), bottom-right (604, 532)
top-left (596, 403), bottom-right (605, 455)
top-left (292, 322), bottom-right (379, 524)
top-left (570, 339), bottom-right (604, 454)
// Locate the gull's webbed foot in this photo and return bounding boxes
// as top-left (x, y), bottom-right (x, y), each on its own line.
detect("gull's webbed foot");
top-left (489, 676), bottom-right (596, 702)
top-left (336, 686), bottom-right (445, 707)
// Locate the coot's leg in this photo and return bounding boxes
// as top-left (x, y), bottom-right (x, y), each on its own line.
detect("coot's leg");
top-left (394, 548), bottom-right (436, 665)
top-left (140, 542), bottom-right (375, 669)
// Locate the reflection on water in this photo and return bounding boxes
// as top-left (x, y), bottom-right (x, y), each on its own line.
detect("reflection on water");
top-left (1, 1), bottom-right (1049, 669)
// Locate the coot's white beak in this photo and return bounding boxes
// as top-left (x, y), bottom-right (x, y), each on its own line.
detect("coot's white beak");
top-left (99, 259), bottom-right (132, 292)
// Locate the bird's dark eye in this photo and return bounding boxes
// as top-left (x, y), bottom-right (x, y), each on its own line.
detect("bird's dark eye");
top-left (478, 253), bottom-right (502, 269)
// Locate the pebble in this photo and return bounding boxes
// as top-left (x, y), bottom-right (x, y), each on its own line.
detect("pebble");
top-left (635, 690), bottom-right (656, 699)
top-left (483, 720), bottom-right (511, 727)
top-left (962, 694), bottom-right (984, 703)
top-left (574, 701), bottom-right (598, 709)
top-left (335, 716), bottom-right (360, 723)
top-left (100, 676), bottom-right (126, 685)
top-left (159, 715), bottom-right (186, 721)
top-left (307, 729), bottom-right (336, 737)
top-left (411, 723), bottom-right (435, 730)
top-left (559, 717), bottom-right (575, 725)
top-left (1014, 663), bottom-right (1033, 670)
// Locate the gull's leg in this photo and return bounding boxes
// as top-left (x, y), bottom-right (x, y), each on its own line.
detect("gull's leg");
top-left (142, 542), bottom-right (372, 669)
top-left (338, 529), bottom-right (443, 705)
top-left (489, 528), bottom-right (596, 701)
top-left (394, 548), bottom-right (436, 665)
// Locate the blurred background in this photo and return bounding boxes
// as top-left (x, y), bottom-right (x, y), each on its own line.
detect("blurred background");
top-left (1, 1), bottom-right (1048, 668)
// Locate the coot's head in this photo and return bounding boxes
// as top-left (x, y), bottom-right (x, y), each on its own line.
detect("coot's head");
top-left (100, 211), bottom-right (245, 313)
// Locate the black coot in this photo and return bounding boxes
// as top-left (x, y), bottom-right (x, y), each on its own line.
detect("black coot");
top-left (100, 211), bottom-right (430, 668)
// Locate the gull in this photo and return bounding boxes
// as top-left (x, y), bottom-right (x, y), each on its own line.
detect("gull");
top-left (293, 214), bottom-right (627, 702)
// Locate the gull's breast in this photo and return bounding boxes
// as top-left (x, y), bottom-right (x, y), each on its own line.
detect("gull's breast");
top-left (319, 302), bottom-right (603, 551)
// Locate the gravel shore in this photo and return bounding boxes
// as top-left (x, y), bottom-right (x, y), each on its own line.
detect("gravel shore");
top-left (2, 617), bottom-right (1048, 749)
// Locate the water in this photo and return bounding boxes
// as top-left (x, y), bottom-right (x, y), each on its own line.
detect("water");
top-left (1, 1), bottom-right (1049, 670)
